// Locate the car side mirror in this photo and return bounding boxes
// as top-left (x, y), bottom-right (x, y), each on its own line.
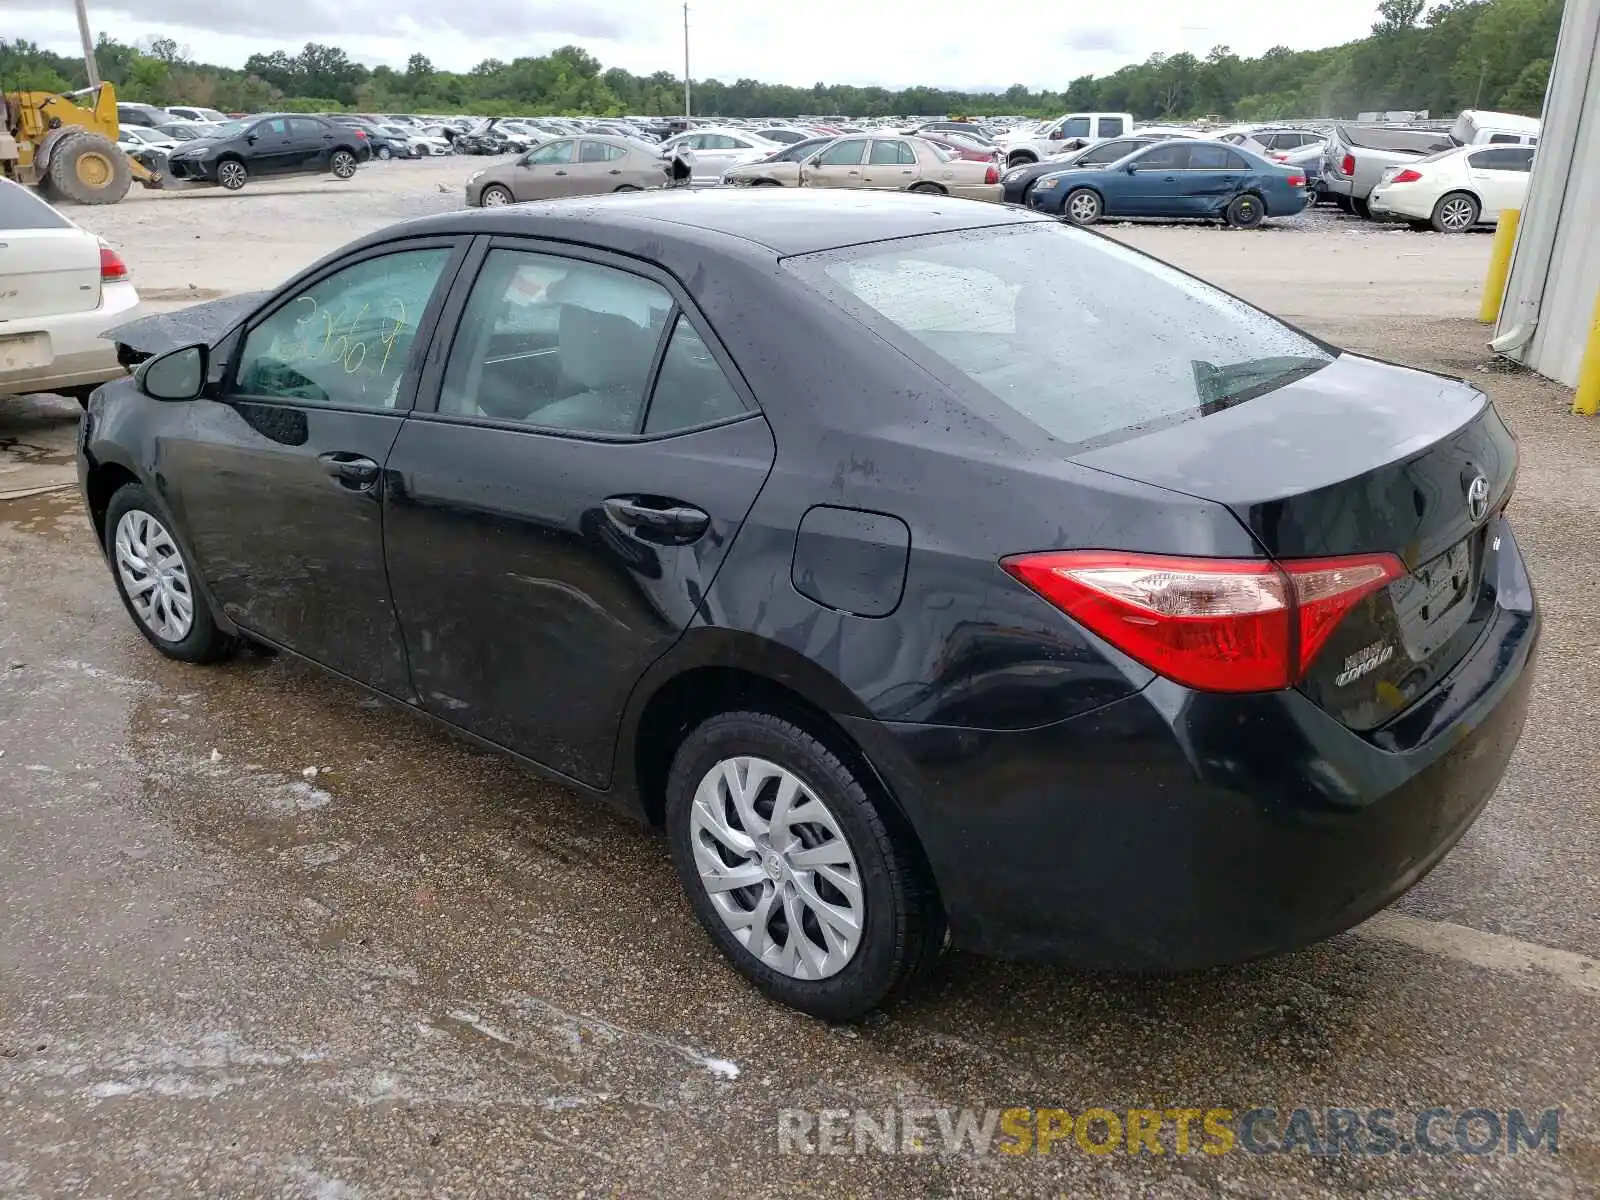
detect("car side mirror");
top-left (136, 344), bottom-right (208, 402)
top-left (245, 133), bottom-right (258, 144)
top-left (1126, 164), bottom-right (1140, 174)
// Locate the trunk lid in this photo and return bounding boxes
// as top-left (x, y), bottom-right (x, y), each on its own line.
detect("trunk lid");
top-left (0, 228), bottom-right (102, 321)
top-left (1072, 353), bottom-right (1517, 730)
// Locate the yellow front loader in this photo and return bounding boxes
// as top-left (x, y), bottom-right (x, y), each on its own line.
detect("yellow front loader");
top-left (0, 80), bottom-right (161, 204)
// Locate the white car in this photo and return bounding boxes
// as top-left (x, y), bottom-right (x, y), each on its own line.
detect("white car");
top-left (0, 181), bottom-right (141, 402)
top-left (380, 124), bottom-right (451, 156)
top-left (659, 127), bottom-right (781, 185)
top-left (118, 126), bottom-right (180, 153)
top-left (164, 105), bottom-right (230, 124)
top-left (1368, 144), bottom-right (1534, 232)
top-left (996, 112), bottom-right (1136, 166)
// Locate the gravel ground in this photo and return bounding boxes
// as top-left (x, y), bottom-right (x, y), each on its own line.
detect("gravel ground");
top-left (2, 161), bottom-right (1596, 1197)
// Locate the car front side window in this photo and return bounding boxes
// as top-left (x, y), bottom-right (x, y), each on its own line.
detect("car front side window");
top-left (230, 248), bottom-right (454, 410)
top-left (529, 140), bottom-right (575, 165)
top-left (438, 249), bottom-right (674, 435)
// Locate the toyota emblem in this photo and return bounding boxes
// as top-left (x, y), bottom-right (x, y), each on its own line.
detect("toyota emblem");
top-left (1466, 474), bottom-right (1490, 523)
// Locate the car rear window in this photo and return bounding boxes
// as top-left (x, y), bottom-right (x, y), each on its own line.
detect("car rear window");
top-left (0, 179), bottom-right (71, 229)
top-left (788, 223), bottom-right (1333, 451)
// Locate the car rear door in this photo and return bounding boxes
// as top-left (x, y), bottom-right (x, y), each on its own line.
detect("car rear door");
top-left (383, 238), bottom-right (775, 787)
top-left (571, 140), bottom-right (625, 194)
top-left (862, 139), bottom-right (918, 189)
top-left (290, 117), bottom-right (333, 170)
top-left (1466, 147), bottom-right (1534, 219)
top-left (160, 238), bottom-right (466, 696)
top-left (1180, 144), bottom-right (1252, 214)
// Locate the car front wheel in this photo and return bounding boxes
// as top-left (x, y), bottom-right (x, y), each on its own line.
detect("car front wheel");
top-left (1063, 187), bottom-right (1102, 225)
top-left (666, 711), bottom-right (942, 1021)
top-left (217, 159), bottom-right (247, 191)
top-left (105, 483), bottom-right (236, 664)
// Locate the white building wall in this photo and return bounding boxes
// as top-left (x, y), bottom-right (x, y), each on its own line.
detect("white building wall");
top-left (1493, 0), bottom-right (1600, 387)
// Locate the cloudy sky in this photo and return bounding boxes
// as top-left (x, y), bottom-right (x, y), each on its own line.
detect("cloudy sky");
top-left (15, 0), bottom-right (1379, 89)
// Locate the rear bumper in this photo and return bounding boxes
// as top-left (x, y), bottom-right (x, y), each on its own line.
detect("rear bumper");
top-left (1368, 187), bottom-right (1434, 220)
top-left (0, 280), bottom-right (142, 396)
top-left (843, 531), bottom-right (1539, 968)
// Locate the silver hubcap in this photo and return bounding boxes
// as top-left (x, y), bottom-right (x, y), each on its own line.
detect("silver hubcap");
top-left (1068, 193), bottom-right (1098, 221)
top-left (482, 188), bottom-right (509, 206)
top-left (1441, 198), bottom-right (1474, 229)
top-left (114, 509), bottom-right (193, 642)
top-left (689, 757), bottom-right (864, 980)
top-left (220, 163), bottom-right (243, 187)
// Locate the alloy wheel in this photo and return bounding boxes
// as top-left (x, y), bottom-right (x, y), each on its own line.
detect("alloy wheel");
top-left (114, 509), bottom-right (194, 643)
top-left (1067, 191), bottom-right (1100, 223)
top-left (481, 186), bottom-right (512, 207)
top-left (218, 161), bottom-right (246, 190)
top-left (688, 756), bottom-right (864, 980)
top-left (1440, 197), bottom-right (1475, 230)
top-left (332, 151), bottom-right (357, 179)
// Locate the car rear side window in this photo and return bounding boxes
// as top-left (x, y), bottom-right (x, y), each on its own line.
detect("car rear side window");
top-left (438, 249), bottom-right (673, 435)
top-left (643, 315), bottom-right (746, 435)
top-left (231, 248), bottom-right (453, 409)
top-left (1061, 118), bottom-right (1092, 137)
top-left (791, 224), bottom-right (1332, 451)
top-left (1097, 117), bottom-right (1124, 137)
top-left (0, 180), bottom-right (71, 229)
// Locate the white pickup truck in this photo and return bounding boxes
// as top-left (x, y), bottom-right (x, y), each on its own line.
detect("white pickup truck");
top-left (996, 112), bottom-right (1136, 167)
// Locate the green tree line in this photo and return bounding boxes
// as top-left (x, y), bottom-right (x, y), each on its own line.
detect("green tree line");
top-left (0, 0), bottom-right (1560, 122)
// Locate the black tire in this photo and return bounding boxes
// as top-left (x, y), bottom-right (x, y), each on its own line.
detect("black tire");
top-left (44, 133), bottom-right (133, 205)
top-left (1062, 187), bottom-right (1102, 226)
top-left (375, 145), bottom-right (393, 161)
top-left (1333, 193), bottom-right (1354, 214)
top-left (1352, 196), bottom-right (1372, 220)
top-left (216, 157), bottom-right (247, 191)
top-left (613, 183), bottom-right (641, 192)
top-left (103, 483), bottom-right (236, 664)
top-left (909, 182), bottom-right (944, 195)
top-left (751, 178), bottom-right (783, 186)
top-left (1430, 191), bottom-right (1480, 233)
top-left (1007, 152), bottom-right (1036, 169)
top-left (665, 711), bottom-right (943, 1021)
top-left (330, 149), bottom-right (358, 180)
top-left (1224, 192), bottom-right (1266, 229)
top-left (1408, 219), bottom-right (1433, 232)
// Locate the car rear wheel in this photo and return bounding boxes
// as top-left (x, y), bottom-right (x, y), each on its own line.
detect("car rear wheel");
top-left (331, 150), bottom-right (358, 180)
top-left (1352, 196), bottom-right (1372, 220)
top-left (909, 182), bottom-right (944, 194)
top-left (216, 158), bottom-right (247, 191)
top-left (1224, 193), bottom-right (1265, 229)
top-left (613, 184), bottom-right (641, 192)
top-left (375, 145), bottom-right (393, 161)
top-left (105, 483), bottom-right (235, 664)
top-left (1063, 188), bottom-right (1102, 225)
top-left (1333, 193), bottom-right (1354, 214)
top-left (1007, 152), bottom-right (1036, 169)
top-left (751, 178), bottom-right (782, 186)
top-left (1431, 191), bottom-right (1479, 233)
top-left (479, 184), bottom-right (513, 207)
top-left (665, 711), bottom-right (943, 1021)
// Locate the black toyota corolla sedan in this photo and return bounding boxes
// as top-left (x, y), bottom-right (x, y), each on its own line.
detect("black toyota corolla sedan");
top-left (78, 190), bottom-right (1537, 1020)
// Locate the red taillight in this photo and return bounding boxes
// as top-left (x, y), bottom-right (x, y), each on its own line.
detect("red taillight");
top-left (1341, 153), bottom-right (1355, 176)
top-left (1000, 550), bottom-right (1404, 693)
top-left (1287, 173), bottom-right (1306, 187)
top-left (1271, 152), bottom-right (1289, 162)
top-left (1391, 168), bottom-right (1422, 184)
top-left (99, 246), bottom-right (128, 281)
top-left (984, 164), bottom-right (999, 184)
top-left (354, 128), bottom-right (367, 137)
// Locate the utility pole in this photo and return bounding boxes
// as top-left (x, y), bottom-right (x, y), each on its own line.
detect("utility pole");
top-left (683, 3), bottom-right (691, 119)
top-left (74, 0), bottom-right (102, 87)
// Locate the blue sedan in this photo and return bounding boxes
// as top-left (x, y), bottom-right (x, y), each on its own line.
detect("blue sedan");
top-left (1028, 139), bottom-right (1310, 228)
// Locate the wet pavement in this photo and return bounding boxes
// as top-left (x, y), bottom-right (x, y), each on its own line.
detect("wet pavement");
top-left (3, 317), bottom-right (1599, 1198)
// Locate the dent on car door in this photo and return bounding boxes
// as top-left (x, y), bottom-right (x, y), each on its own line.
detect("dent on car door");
top-left (162, 239), bottom-right (465, 694)
top-left (383, 240), bottom-right (776, 786)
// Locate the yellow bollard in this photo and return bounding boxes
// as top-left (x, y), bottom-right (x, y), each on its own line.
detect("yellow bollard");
top-left (1479, 208), bottom-right (1520, 324)
top-left (1572, 287), bottom-right (1600, 416)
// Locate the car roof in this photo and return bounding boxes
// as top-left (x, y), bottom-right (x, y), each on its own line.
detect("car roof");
top-left (399, 188), bottom-right (1049, 258)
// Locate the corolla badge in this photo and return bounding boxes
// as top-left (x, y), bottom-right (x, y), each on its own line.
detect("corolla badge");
top-left (1467, 473), bottom-right (1490, 523)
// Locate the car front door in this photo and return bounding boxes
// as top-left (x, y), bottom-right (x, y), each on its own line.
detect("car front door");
top-left (161, 240), bottom-right (465, 695)
top-left (802, 138), bottom-right (868, 187)
top-left (246, 118), bottom-right (295, 174)
top-left (1114, 143), bottom-right (1188, 214)
top-left (382, 240), bottom-right (775, 786)
top-left (513, 139), bottom-right (579, 199)
top-left (1466, 147), bottom-right (1534, 219)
